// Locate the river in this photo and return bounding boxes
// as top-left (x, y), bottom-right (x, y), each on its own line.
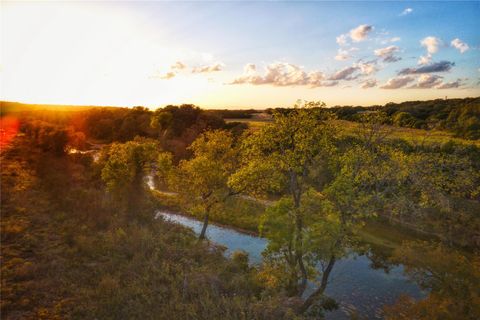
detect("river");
top-left (156, 211), bottom-right (425, 320)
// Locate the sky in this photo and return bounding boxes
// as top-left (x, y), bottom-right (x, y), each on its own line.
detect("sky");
top-left (1, 1), bottom-right (480, 109)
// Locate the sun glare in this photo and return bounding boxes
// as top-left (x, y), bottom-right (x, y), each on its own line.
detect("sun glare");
top-left (1, 2), bottom-right (219, 107)
top-left (1, 1), bottom-right (479, 108)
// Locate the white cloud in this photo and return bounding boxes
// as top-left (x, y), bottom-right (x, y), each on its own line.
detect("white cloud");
top-left (436, 79), bottom-right (464, 89)
top-left (192, 62), bottom-right (224, 73)
top-left (160, 71), bottom-right (176, 80)
top-left (417, 54), bottom-right (432, 65)
top-left (400, 8), bottom-right (413, 16)
top-left (171, 61), bottom-right (187, 70)
top-left (410, 74), bottom-right (443, 88)
top-left (336, 24), bottom-right (373, 46)
top-left (336, 34), bottom-right (348, 46)
top-left (335, 49), bottom-right (350, 61)
top-left (350, 24), bottom-right (374, 42)
top-left (451, 38), bottom-right (469, 53)
top-left (374, 45), bottom-right (401, 62)
top-left (155, 60), bottom-right (223, 79)
top-left (380, 76), bottom-right (415, 89)
top-left (329, 66), bottom-right (360, 81)
top-left (421, 36), bottom-right (441, 54)
top-left (355, 61), bottom-right (377, 75)
top-left (230, 62), bottom-right (334, 87)
top-left (380, 36), bottom-right (401, 45)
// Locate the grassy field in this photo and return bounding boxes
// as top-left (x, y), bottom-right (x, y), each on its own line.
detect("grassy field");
top-left (226, 117), bottom-right (480, 146)
top-left (225, 118), bottom-right (270, 130)
top-left (334, 119), bottom-right (480, 147)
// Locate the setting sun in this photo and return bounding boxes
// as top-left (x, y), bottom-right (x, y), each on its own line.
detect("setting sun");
top-left (2, 1), bottom-right (479, 108)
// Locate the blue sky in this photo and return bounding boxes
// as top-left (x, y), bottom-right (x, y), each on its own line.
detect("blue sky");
top-left (2, 1), bottom-right (479, 108)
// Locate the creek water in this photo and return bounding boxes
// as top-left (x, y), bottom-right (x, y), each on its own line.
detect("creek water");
top-left (157, 211), bottom-right (425, 320)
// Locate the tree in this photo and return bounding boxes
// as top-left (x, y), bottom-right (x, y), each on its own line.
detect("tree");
top-left (258, 189), bottom-right (347, 315)
top-left (355, 111), bottom-right (392, 150)
top-left (384, 241), bottom-right (480, 320)
top-left (230, 101), bottom-right (335, 297)
top-left (392, 111), bottom-right (417, 127)
top-left (169, 130), bottom-right (239, 240)
top-left (101, 139), bottom-right (158, 220)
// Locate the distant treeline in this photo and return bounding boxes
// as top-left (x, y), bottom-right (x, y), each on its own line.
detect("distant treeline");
top-left (206, 109), bottom-right (259, 119)
top-left (3, 96), bottom-right (479, 143)
top-left (200, 97), bottom-right (480, 140)
top-left (268, 97), bottom-right (480, 140)
top-left (2, 102), bottom-right (248, 159)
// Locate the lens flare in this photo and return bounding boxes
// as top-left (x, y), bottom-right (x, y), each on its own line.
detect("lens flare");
top-left (0, 116), bottom-right (20, 151)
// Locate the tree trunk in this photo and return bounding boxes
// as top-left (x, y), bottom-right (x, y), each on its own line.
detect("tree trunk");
top-left (287, 170), bottom-right (308, 297)
top-left (294, 207), bottom-right (308, 297)
top-left (199, 212), bottom-right (209, 240)
top-left (299, 255), bottom-right (336, 314)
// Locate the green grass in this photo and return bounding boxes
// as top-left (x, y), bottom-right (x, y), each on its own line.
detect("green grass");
top-left (225, 118), bottom-right (271, 130)
top-left (358, 219), bottom-right (433, 250)
top-left (153, 191), bottom-right (265, 233)
top-left (225, 117), bottom-right (479, 146)
top-left (334, 119), bottom-right (480, 147)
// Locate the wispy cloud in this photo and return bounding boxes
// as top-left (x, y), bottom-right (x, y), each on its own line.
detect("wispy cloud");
top-left (334, 47), bottom-right (359, 61)
top-left (380, 76), bottom-right (415, 89)
top-left (154, 60), bottom-right (224, 79)
top-left (437, 79), bottom-right (464, 89)
top-left (400, 8), bottom-right (413, 16)
top-left (171, 61), bottom-right (187, 70)
top-left (336, 34), bottom-right (348, 46)
top-left (374, 45), bottom-right (401, 63)
top-left (192, 62), bottom-right (224, 73)
top-left (399, 61), bottom-right (455, 75)
top-left (159, 71), bottom-right (176, 80)
top-left (329, 66), bottom-right (360, 81)
top-left (361, 78), bottom-right (378, 89)
top-left (335, 49), bottom-right (350, 61)
top-left (451, 38), bottom-right (469, 53)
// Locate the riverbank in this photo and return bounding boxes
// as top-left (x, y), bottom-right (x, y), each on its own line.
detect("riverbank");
top-left (2, 137), bottom-right (295, 319)
top-left (152, 189), bottom-right (265, 234)
top-left (157, 210), bottom-right (426, 320)
top-left (152, 189), bottom-right (433, 253)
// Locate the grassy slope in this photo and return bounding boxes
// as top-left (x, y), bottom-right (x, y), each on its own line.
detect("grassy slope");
top-left (1, 138), bottom-right (281, 319)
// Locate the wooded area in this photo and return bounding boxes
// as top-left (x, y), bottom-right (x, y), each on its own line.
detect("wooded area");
top-left (1, 98), bottom-right (479, 319)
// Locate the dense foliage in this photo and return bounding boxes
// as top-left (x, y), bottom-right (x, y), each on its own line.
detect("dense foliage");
top-left (1, 99), bottom-right (479, 319)
top-left (0, 136), bottom-right (300, 320)
top-left (326, 97), bottom-right (480, 139)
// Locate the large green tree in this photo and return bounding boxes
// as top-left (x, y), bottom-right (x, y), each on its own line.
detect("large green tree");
top-left (170, 130), bottom-right (239, 239)
top-left (230, 101), bottom-right (335, 298)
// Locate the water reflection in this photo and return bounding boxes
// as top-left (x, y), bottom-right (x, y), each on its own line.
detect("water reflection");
top-left (157, 211), bottom-right (425, 319)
